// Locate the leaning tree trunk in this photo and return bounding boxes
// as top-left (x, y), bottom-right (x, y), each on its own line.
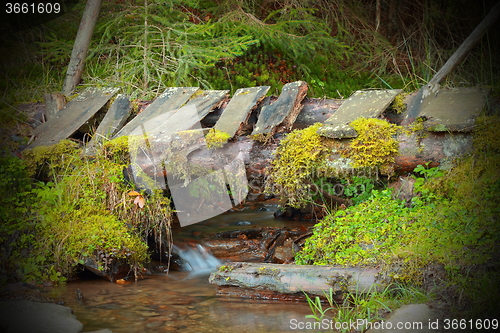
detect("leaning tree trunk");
top-left (62, 0), bottom-right (102, 96)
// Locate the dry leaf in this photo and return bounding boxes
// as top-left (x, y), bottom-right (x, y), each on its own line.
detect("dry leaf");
top-left (128, 190), bottom-right (141, 196)
top-left (115, 279), bottom-right (130, 284)
top-left (134, 195), bottom-right (145, 208)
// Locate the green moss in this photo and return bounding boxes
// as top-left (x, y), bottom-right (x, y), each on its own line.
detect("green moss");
top-left (205, 128), bottom-right (231, 149)
top-left (426, 123), bottom-right (448, 132)
top-left (250, 132), bottom-right (273, 143)
top-left (390, 94), bottom-right (407, 114)
top-left (265, 123), bottom-right (330, 208)
top-left (343, 117), bottom-right (400, 175)
top-left (22, 139), bottom-right (80, 177)
top-left (218, 265), bottom-right (234, 272)
top-left (4, 140), bottom-right (173, 284)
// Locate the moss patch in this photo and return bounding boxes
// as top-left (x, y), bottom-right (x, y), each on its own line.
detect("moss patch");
top-left (343, 117), bottom-right (401, 175)
top-left (265, 123), bottom-right (329, 208)
top-left (205, 128), bottom-right (231, 149)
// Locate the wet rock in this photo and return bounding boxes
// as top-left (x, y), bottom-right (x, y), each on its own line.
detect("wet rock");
top-left (388, 176), bottom-right (416, 205)
top-left (204, 227), bottom-right (309, 263)
top-left (230, 220), bottom-right (252, 226)
top-left (146, 320), bottom-right (164, 329)
top-left (273, 203), bottom-right (326, 220)
top-left (0, 300), bottom-right (83, 333)
top-left (82, 256), bottom-right (131, 282)
top-left (204, 238), bottom-right (266, 262)
top-left (138, 311), bottom-right (160, 317)
top-left (272, 238), bottom-right (298, 263)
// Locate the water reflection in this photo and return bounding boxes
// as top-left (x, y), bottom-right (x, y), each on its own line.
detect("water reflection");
top-left (47, 205), bottom-right (324, 332)
top-left (48, 272), bottom-right (324, 332)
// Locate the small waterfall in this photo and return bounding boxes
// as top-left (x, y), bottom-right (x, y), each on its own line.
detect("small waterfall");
top-left (172, 244), bottom-right (221, 278)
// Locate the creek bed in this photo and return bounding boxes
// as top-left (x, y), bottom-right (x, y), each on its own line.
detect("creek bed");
top-left (47, 271), bottom-right (329, 332)
top-left (47, 204), bottom-right (327, 332)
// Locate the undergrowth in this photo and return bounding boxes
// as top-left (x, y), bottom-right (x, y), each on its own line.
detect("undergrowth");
top-left (296, 115), bottom-right (500, 318)
top-left (0, 140), bottom-right (172, 284)
top-left (304, 284), bottom-right (430, 332)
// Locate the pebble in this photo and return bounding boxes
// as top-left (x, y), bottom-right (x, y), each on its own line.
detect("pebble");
top-left (138, 311), bottom-right (160, 317)
top-left (146, 320), bottom-right (164, 329)
top-left (230, 220), bottom-right (252, 226)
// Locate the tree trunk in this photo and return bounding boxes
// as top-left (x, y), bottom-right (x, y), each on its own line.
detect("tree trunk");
top-left (132, 129), bottom-right (472, 204)
top-left (62, 0), bottom-right (103, 96)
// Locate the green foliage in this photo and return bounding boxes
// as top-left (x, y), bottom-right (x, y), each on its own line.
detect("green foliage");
top-left (297, 115), bottom-right (500, 316)
top-left (2, 141), bottom-right (173, 284)
top-left (340, 176), bottom-right (376, 205)
top-left (0, 157), bottom-right (37, 279)
top-left (22, 139), bottom-right (80, 178)
top-left (295, 189), bottom-right (413, 266)
top-left (304, 284), bottom-right (430, 332)
top-left (343, 117), bottom-right (401, 175)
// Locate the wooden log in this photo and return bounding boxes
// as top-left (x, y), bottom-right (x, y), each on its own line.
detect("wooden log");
top-left (43, 93), bottom-right (66, 120)
top-left (209, 262), bottom-right (382, 299)
top-left (134, 129), bottom-right (473, 192)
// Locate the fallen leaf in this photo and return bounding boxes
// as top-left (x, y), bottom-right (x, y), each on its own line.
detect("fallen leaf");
top-left (128, 190), bottom-right (141, 196)
top-left (115, 279), bottom-right (130, 284)
top-left (134, 195), bottom-right (145, 208)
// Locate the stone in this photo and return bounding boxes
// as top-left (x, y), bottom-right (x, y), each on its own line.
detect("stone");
top-left (0, 300), bottom-right (83, 333)
top-left (365, 304), bottom-right (442, 333)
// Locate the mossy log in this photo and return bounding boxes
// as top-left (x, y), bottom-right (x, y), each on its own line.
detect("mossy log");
top-left (209, 262), bottom-right (382, 301)
top-left (135, 130), bottom-right (472, 189)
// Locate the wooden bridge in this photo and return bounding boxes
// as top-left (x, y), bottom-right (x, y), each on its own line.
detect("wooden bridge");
top-left (29, 81), bottom-right (488, 151)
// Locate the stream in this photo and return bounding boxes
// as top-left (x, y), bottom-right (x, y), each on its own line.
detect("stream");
top-left (46, 204), bottom-right (327, 332)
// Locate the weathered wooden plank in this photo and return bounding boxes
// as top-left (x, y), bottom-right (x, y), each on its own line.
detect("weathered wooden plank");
top-left (209, 262), bottom-right (382, 298)
top-left (131, 90), bottom-right (230, 139)
top-left (43, 93), bottom-right (66, 120)
top-left (292, 97), bottom-right (342, 130)
top-left (419, 87), bottom-right (489, 132)
top-left (114, 87), bottom-right (199, 138)
top-left (29, 87), bottom-right (119, 148)
top-left (184, 89), bottom-right (230, 119)
top-left (318, 89), bottom-right (402, 139)
top-left (214, 86), bottom-right (270, 137)
top-left (129, 89), bottom-right (227, 136)
top-left (88, 94), bottom-right (132, 144)
top-left (252, 81), bottom-right (308, 136)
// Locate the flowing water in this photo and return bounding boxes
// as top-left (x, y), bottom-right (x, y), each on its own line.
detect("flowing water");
top-left (46, 204), bottom-right (325, 332)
